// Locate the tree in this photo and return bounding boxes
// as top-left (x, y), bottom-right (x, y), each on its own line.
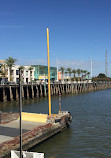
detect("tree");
top-left (19, 66), bottom-right (25, 71)
top-left (28, 66), bottom-right (33, 82)
top-left (92, 73), bottom-right (111, 82)
top-left (72, 69), bottom-right (77, 81)
top-left (5, 57), bottom-right (17, 81)
top-left (59, 67), bottom-right (65, 80)
top-left (77, 69), bottom-right (81, 81)
top-left (97, 73), bottom-right (106, 78)
top-left (66, 68), bottom-right (72, 81)
top-left (87, 72), bottom-right (90, 81)
top-left (81, 70), bottom-right (84, 81)
top-left (40, 65), bottom-right (45, 75)
top-left (19, 66), bottom-right (25, 83)
top-left (65, 71), bottom-right (68, 81)
top-left (83, 70), bottom-right (87, 80)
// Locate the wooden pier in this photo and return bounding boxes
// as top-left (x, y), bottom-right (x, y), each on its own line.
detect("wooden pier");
top-left (0, 82), bottom-right (111, 102)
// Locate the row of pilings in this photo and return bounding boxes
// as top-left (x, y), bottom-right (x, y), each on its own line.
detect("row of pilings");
top-left (0, 82), bottom-right (111, 102)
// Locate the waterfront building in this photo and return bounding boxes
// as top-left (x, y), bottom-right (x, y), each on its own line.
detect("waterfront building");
top-left (32, 65), bottom-right (57, 81)
top-left (58, 71), bottom-right (62, 81)
top-left (0, 62), bottom-right (57, 84)
top-left (0, 60), bottom-right (8, 84)
top-left (57, 71), bottom-right (70, 82)
top-left (7, 65), bottom-right (35, 84)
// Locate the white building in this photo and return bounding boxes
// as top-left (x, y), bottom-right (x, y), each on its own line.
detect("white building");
top-left (7, 65), bottom-right (35, 84)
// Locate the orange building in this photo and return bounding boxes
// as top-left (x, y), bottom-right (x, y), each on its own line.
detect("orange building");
top-left (58, 71), bottom-right (62, 80)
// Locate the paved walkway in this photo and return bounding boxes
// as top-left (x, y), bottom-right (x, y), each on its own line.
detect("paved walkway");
top-left (0, 120), bottom-right (45, 144)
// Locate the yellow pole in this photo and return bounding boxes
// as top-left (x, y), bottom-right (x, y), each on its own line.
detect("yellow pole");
top-left (47, 28), bottom-right (51, 116)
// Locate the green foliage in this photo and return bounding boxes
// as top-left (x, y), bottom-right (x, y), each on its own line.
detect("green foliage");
top-left (5, 57), bottom-right (17, 81)
top-left (97, 73), bottom-right (106, 78)
top-left (92, 73), bottom-right (111, 81)
top-left (59, 67), bottom-right (65, 73)
top-left (28, 66), bottom-right (33, 71)
top-left (5, 57), bottom-right (17, 68)
top-left (19, 66), bottom-right (25, 70)
top-left (77, 69), bottom-right (81, 76)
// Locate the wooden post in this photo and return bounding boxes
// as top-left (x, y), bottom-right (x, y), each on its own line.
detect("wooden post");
top-left (3, 87), bottom-right (7, 102)
top-left (9, 86), bottom-right (13, 101)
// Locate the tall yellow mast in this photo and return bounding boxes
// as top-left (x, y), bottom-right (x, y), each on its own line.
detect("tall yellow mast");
top-left (47, 28), bottom-right (51, 116)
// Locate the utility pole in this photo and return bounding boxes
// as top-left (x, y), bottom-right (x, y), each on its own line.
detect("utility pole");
top-left (90, 59), bottom-right (92, 78)
top-left (19, 68), bottom-right (23, 158)
top-left (105, 50), bottom-right (108, 77)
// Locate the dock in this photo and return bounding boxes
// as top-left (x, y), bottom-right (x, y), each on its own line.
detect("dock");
top-left (0, 112), bottom-right (72, 158)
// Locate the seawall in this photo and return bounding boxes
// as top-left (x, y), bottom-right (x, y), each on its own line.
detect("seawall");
top-left (0, 82), bottom-right (111, 102)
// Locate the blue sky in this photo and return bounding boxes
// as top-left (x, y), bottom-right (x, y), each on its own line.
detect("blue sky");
top-left (0, 0), bottom-right (111, 76)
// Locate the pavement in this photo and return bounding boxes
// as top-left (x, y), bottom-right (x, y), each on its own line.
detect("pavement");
top-left (0, 119), bottom-right (45, 144)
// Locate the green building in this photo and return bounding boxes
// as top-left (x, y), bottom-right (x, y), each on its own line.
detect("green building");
top-left (32, 65), bottom-right (57, 81)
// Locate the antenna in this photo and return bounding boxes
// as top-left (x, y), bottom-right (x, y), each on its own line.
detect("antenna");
top-left (105, 50), bottom-right (107, 76)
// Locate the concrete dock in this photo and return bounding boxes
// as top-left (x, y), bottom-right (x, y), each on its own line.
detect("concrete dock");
top-left (0, 112), bottom-right (72, 158)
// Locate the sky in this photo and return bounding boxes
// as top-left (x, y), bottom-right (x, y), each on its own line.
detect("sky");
top-left (0, 0), bottom-right (111, 76)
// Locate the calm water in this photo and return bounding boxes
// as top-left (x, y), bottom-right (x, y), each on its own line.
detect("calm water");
top-left (0, 89), bottom-right (111, 158)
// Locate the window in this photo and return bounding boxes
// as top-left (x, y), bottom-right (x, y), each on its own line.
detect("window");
top-left (26, 71), bottom-right (28, 76)
top-left (16, 70), bottom-right (19, 75)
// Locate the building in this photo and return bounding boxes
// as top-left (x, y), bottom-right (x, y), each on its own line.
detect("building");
top-left (57, 71), bottom-right (70, 82)
top-left (7, 65), bottom-right (35, 84)
top-left (0, 60), bottom-right (8, 84)
top-left (32, 65), bottom-right (57, 81)
top-left (58, 71), bottom-right (62, 81)
top-left (0, 62), bottom-right (57, 84)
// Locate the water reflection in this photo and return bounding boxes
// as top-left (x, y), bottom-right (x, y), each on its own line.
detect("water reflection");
top-left (0, 89), bottom-right (111, 157)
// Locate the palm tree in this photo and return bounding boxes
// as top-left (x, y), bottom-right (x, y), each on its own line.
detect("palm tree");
top-left (28, 66), bottom-right (33, 82)
top-left (72, 69), bottom-right (77, 81)
top-left (65, 71), bottom-right (68, 81)
top-left (66, 68), bottom-right (72, 81)
top-left (19, 66), bottom-right (24, 70)
top-left (5, 57), bottom-right (17, 81)
top-left (83, 70), bottom-right (87, 80)
top-left (77, 69), bottom-right (81, 81)
top-left (40, 65), bottom-right (45, 75)
top-left (81, 70), bottom-right (84, 81)
top-left (19, 66), bottom-right (25, 83)
top-left (87, 72), bottom-right (90, 81)
top-left (59, 67), bottom-right (65, 81)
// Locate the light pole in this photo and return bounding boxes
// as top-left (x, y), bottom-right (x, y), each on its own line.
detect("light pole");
top-left (91, 59), bottom-right (92, 78)
top-left (19, 68), bottom-right (23, 158)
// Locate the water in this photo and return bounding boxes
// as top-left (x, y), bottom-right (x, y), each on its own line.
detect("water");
top-left (0, 89), bottom-right (111, 158)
